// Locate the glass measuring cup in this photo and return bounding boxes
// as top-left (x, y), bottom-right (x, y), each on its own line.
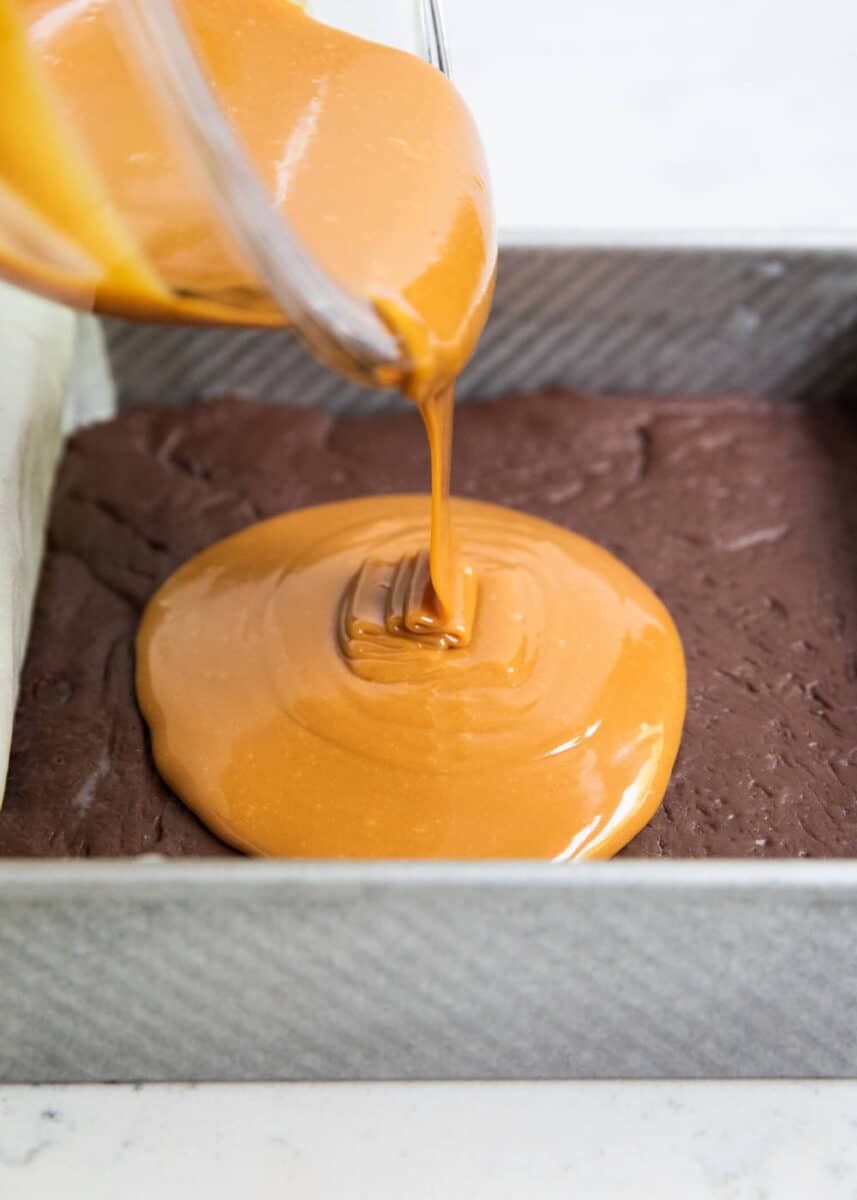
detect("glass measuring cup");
top-left (0, 0), bottom-right (451, 389)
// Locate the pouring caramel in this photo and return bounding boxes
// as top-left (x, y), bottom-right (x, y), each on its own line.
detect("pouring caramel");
top-left (2, 0), bottom-right (686, 857)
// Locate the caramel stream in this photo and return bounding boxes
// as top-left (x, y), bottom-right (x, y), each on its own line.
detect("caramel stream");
top-left (3, 0), bottom-right (686, 857)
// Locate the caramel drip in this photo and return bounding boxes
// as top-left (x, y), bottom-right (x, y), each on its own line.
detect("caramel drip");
top-left (418, 382), bottom-right (477, 630)
top-left (342, 547), bottom-right (477, 660)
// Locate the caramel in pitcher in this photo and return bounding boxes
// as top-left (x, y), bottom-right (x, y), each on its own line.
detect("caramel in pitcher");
top-left (4, 0), bottom-right (495, 377)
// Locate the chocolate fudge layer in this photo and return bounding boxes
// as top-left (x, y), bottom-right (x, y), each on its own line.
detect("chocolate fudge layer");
top-left (2, 392), bottom-right (856, 857)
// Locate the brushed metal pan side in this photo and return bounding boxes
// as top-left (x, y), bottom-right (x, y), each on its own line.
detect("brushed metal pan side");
top-left (101, 246), bottom-right (857, 411)
top-left (1, 860), bottom-right (856, 1083)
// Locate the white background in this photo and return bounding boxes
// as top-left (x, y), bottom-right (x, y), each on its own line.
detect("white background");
top-left (319, 0), bottom-right (857, 236)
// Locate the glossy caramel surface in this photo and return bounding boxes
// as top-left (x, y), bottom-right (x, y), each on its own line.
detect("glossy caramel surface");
top-left (137, 496), bottom-right (686, 859)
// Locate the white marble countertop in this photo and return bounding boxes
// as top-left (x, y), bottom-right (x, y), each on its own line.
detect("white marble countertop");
top-left (2, 1082), bottom-right (857, 1197)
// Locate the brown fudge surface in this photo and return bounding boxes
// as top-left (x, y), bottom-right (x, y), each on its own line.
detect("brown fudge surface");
top-left (2, 391), bottom-right (857, 858)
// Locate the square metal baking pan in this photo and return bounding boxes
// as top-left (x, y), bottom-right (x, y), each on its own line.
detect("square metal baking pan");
top-left (2, 239), bottom-right (857, 1083)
